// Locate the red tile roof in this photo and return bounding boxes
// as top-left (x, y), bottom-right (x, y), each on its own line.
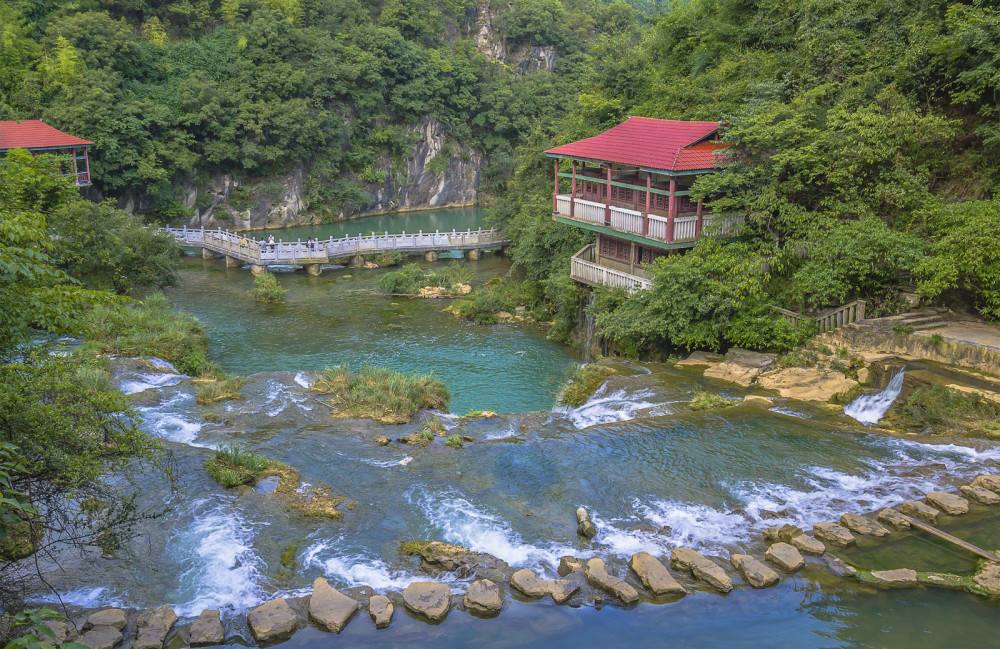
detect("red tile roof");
top-left (0, 119), bottom-right (93, 151)
top-left (545, 116), bottom-right (726, 172)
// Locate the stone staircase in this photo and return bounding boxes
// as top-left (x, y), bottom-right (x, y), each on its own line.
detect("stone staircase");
top-left (888, 307), bottom-right (950, 332)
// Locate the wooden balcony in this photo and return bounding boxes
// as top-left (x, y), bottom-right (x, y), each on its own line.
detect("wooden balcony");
top-left (570, 244), bottom-right (652, 293)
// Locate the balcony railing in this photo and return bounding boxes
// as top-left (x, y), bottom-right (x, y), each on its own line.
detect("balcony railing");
top-left (570, 244), bottom-right (652, 293)
top-left (555, 194), bottom-right (742, 244)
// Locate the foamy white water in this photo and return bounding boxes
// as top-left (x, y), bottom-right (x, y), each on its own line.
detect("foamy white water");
top-left (136, 392), bottom-right (211, 448)
top-left (556, 385), bottom-right (670, 429)
top-left (120, 371), bottom-right (185, 395)
top-left (34, 586), bottom-right (125, 609)
top-left (293, 372), bottom-right (312, 389)
top-left (303, 540), bottom-right (429, 590)
top-left (769, 406), bottom-right (810, 418)
top-left (261, 379), bottom-right (312, 417)
top-left (845, 369), bottom-right (905, 424)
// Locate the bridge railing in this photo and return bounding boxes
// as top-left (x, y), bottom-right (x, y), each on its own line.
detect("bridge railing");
top-left (325, 228), bottom-right (506, 257)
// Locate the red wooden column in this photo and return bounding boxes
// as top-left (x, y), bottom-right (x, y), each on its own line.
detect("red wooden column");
top-left (552, 159), bottom-right (559, 213)
top-left (643, 174), bottom-right (651, 236)
top-left (666, 177), bottom-right (677, 242)
top-left (570, 160), bottom-right (577, 219)
top-left (695, 200), bottom-right (704, 238)
top-left (604, 166), bottom-right (612, 226)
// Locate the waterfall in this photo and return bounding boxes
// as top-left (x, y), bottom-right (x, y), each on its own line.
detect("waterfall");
top-left (844, 369), bottom-right (905, 425)
top-left (582, 291), bottom-right (597, 363)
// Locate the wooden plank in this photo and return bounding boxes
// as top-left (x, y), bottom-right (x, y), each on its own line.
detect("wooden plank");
top-left (902, 514), bottom-right (1000, 562)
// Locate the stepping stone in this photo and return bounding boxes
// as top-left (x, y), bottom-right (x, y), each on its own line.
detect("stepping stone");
top-left (248, 598), bottom-right (298, 643)
top-left (584, 558), bottom-right (640, 604)
top-left (762, 524), bottom-right (803, 543)
top-left (464, 579), bottom-right (503, 616)
top-left (925, 492), bottom-right (969, 515)
top-left (576, 507), bottom-right (597, 538)
top-left (558, 556), bottom-right (585, 576)
top-left (812, 522), bottom-right (855, 547)
top-left (823, 555), bottom-right (857, 577)
top-left (368, 595), bottom-right (393, 629)
top-left (402, 582), bottom-right (451, 622)
top-left (730, 554), bottom-right (779, 588)
top-left (840, 513), bottom-right (889, 537)
top-left (547, 578), bottom-right (580, 604)
top-left (789, 534), bottom-right (826, 555)
top-left (79, 626), bottom-right (123, 649)
top-left (189, 610), bottom-right (224, 646)
top-left (869, 568), bottom-right (918, 588)
top-left (510, 569), bottom-right (549, 598)
top-left (961, 485), bottom-right (1000, 505)
top-left (134, 606), bottom-right (177, 649)
top-left (972, 474), bottom-right (1000, 492)
top-left (877, 508), bottom-right (911, 529)
top-left (670, 548), bottom-right (733, 593)
top-left (899, 500), bottom-right (940, 523)
top-left (765, 542), bottom-right (804, 572)
top-left (629, 552), bottom-right (686, 595)
top-left (972, 562), bottom-right (1000, 596)
top-left (308, 577), bottom-right (358, 633)
top-left (85, 610), bottom-right (127, 631)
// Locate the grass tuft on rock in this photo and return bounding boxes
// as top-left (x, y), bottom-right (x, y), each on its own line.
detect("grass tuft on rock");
top-left (205, 445), bottom-right (270, 487)
top-left (195, 375), bottom-right (246, 405)
top-left (379, 262), bottom-right (472, 297)
top-left (559, 364), bottom-right (617, 407)
top-left (444, 434), bottom-right (464, 448)
top-left (886, 384), bottom-right (1000, 437)
top-left (689, 391), bottom-right (735, 411)
top-left (312, 365), bottom-right (449, 424)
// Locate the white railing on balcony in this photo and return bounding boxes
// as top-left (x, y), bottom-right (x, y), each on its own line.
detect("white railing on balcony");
top-left (570, 245), bottom-right (652, 293)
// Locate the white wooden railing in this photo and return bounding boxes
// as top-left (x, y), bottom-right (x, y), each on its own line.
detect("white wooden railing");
top-left (570, 244), bottom-right (652, 293)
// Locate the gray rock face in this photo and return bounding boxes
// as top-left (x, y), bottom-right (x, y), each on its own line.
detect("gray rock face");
top-left (765, 543), bottom-right (805, 572)
top-left (925, 492), bottom-right (969, 515)
top-left (670, 548), bottom-right (733, 593)
top-left (368, 595), bottom-right (393, 629)
top-left (898, 500), bottom-right (940, 522)
top-left (877, 508), bottom-right (912, 529)
top-left (79, 625), bottom-right (123, 649)
top-left (134, 606), bottom-right (177, 649)
top-left (576, 507), bottom-right (597, 538)
top-left (961, 484), bottom-right (1000, 504)
top-left (189, 610), bottom-right (224, 646)
top-left (402, 582), bottom-right (452, 622)
top-left (584, 558), bottom-right (640, 604)
top-left (813, 522), bottom-right (856, 547)
top-left (790, 534), bottom-right (826, 555)
top-left (869, 568), bottom-right (918, 588)
top-left (86, 609), bottom-right (127, 631)
top-left (248, 598), bottom-right (298, 643)
top-left (510, 568), bottom-right (549, 598)
top-left (558, 556), bottom-right (585, 576)
top-left (629, 552), bottom-right (686, 595)
top-left (308, 577), bottom-right (358, 633)
top-left (840, 513), bottom-right (889, 537)
top-left (464, 579), bottom-right (503, 616)
top-left (731, 554), bottom-right (780, 588)
top-left (972, 474), bottom-right (1000, 492)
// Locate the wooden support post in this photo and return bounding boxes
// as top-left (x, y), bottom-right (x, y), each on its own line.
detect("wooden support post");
top-left (695, 200), bottom-right (704, 238)
top-left (604, 166), bottom-right (612, 226)
top-left (644, 174), bottom-right (651, 236)
top-left (666, 177), bottom-right (677, 242)
top-left (903, 515), bottom-right (1000, 562)
top-left (570, 160), bottom-right (577, 219)
top-left (553, 159), bottom-right (559, 213)
top-left (629, 241), bottom-right (636, 273)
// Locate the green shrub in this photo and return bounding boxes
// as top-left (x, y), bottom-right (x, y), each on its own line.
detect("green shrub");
top-left (379, 263), bottom-right (472, 296)
top-left (778, 349), bottom-right (818, 368)
top-left (889, 384), bottom-right (1000, 436)
top-left (371, 251), bottom-right (403, 267)
top-left (559, 364), bottom-right (617, 406)
top-left (689, 391), bottom-right (734, 410)
top-left (311, 365), bottom-right (449, 423)
top-left (251, 272), bottom-right (286, 304)
top-left (444, 434), bottom-right (463, 448)
top-left (205, 445), bottom-right (271, 487)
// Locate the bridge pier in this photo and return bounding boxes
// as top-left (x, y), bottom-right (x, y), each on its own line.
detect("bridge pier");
top-left (250, 264), bottom-right (266, 276)
top-left (350, 254), bottom-right (365, 268)
top-left (225, 255), bottom-right (241, 268)
top-left (424, 251), bottom-right (439, 262)
top-left (466, 248), bottom-right (481, 261)
top-left (305, 263), bottom-right (322, 277)
top-left (202, 247), bottom-right (221, 260)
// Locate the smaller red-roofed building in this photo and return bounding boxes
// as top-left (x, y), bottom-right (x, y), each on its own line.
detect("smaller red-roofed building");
top-left (0, 119), bottom-right (93, 186)
top-left (545, 116), bottom-right (742, 291)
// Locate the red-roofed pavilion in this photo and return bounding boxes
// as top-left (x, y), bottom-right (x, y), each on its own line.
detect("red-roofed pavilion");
top-left (0, 119), bottom-right (93, 186)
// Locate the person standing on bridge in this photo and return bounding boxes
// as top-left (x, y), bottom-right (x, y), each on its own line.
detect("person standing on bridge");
top-left (267, 234), bottom-right (275, 252)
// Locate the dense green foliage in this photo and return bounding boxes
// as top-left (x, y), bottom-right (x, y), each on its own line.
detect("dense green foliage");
top-left (379, 261), bottom-right (472, 295)
top-left (251, 272), bottom-right (287, 304)
top-left (888, 384), bottom-right (1000, 438)
top-left (205, 445), bottom-right (271, 488)
top-left (311, 365), bottom-right (449, 423)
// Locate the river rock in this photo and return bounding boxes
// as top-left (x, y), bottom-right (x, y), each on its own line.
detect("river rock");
top-left (925, 492), bottom-right (969, 515)
top-left (79, 626), bottom-right (123, 649)
top-left (189, 609), bottom-right (224, 646)
top-left (584, 558), bottom-right (640, 604)
top-left (576, 507), bottom-right (597, 539)
top-left (742, 394), bottom-right (773, 406)
top-left (730, 554), bottom-right (779, 588)
top-left (972, 562), bottom-right (1000, 596)
top-left (765, 542), bottom-right (805, 572)
top-left (790, 534), bottom-right (826, 555)
top-left (877, 508), bottom-right (911, 529)
top-left (813, 522), bottom-right (856, 547)
top-left (703, 349), bottom-right (776, 387)
top-left (134, 606), bottom-right (177, 649)
top-left (368, 595), bottom-right (393, 629)
top-left (374, 436), bottom-right (390, 446)
top-left (756, 367), bottom-right (858, 402)
top-left (402, 541), bottom-right (510, 581)
top-left (763, 524), bottom-right (803, 543)
top-left (510, 568), bottom-right (549, 598)
top-left (840, 513), bottom-right (889, 537)
top-left (44, 621), bottom-right (73, 644)
top-left (248, 598), bottom-right (298, 643)
top-left (869, 568), bottom-right (918, 588)
top-left (823, 555), bottom-right (857, 577)
top-left (971, 474), bottom-right (1000, 492)
top-left (86, 609), bottom-right (127, 631)
top-left (308, 577), bottom-right (358, 633)
top-left (464, 579), bottom-right (503, 616)
top-left (402, 582), bottom-right (451, 622)
top-left (558, 556), bottom-right (585, 576)
top-left (898, 499), bottom-right (940, 522)
top-left (961, 485), bottom-right (1000, 504)
top-left (675, 351), bottom-right (723, 367)
top-left (670, 548), bottom-right (733, 593)
top-left (547, 578), bottom-right (580, 604)
top-left (629, 552), bottom-right (686, 595)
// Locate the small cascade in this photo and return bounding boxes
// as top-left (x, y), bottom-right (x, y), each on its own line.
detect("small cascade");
top-left (581, 291), bottom-right (597, 362)
top-left (844, 368), bottom-right (905, 425)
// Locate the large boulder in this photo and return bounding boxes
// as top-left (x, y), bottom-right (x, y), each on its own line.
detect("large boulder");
top-left (189, 610), bottom-right (224, 646)
top-left (925, 492), bottom-right (969, 516)
top-left (756, 367), bottom-right (858, 402)
top-left (85, 609), bottom-right (127, 631)
top-left (308, 577), bottom-right (358, 633)
top-left (675, 351), bottom-right (723, 368)
top-left (584, 558), bottom-right (640, 604)
top-left (576, 507), bottom-right (597, 539)
top-left (629, 552), bottom-right (686, 596)
top-left (961, 485), bottom-right (1000, 505)
top-left (765, 543), bottom-right (805, 572)
top-left (972, 562), bottom-right (1000, 596)
top-left (971, 474), bottom-right (1000, 492)
top-left (813, 522), bottom-right (856, 547)
top-left (510, 568), bottom-right (549, 598)
top-left (464, 579), bottom-right (503, 616)
top-left (134, 606), bottom-right (177, 649)
top-left (79, 626), bottom-right (123, 649)
top-left (248, 598), bottom-right (298, 643)
top-left (402, 582), bottom-right (452, 622)
top-left (703, 350), bottom-right (775, 387)
top-left (730, 554), bottom-right (779, 588)
top-left (670, 548), bottom-right (733, 593)
top-left (898, 500), bottom-right (940, 523)
top-left (840, 513), bottom-right (889, 537)
top-left (869, 568), bottom-right (918, 588)
top-left (877, 508), bottom-right (911, 529)
top-left (368, 595), bottom-right (393, 629)
top-left (401, 541), bottom-right (509, 582)
top-left (558, 556), bottom-right (585, 576)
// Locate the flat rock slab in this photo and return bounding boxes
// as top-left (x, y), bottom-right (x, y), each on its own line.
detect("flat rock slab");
top-left (790, 534), bottom-right (826, 555)
top-left (402, 582), bottom-right (451, 622)
top-left (756, 367), bottom-right (857, 402)
top-left (972, 474), bottom-right (1000, 492)
top-left (961, 485), bottom-right (1000, 504)
top-left (309, 577), bottom-right (358, 633)
top-left (972, 562), bottom-right (1000, 596)
top-left (670, 548), bottom-right (733, 593)
top-left (877, 508), bottom-right (911, 529)
top-left (368, 595), bottom-right (393, 629)
top-left (189, 609), bottom-right (224, 646)
top-left (869, 568), bottom-right (918, 588)
top-left (840, 513), bottom-right (889, 537)
top-left (765, 543), bottom-right (804, 572)
top-left (464, 579), bottom-right (503, 616)
top-left (813, 522), bottom-right (856, 547)
top-left (511, 569), bottom-right (549, 598)
top-left (86, 609), bottom-right (127, 631)
top-left (585, 558), bottom-right (640, 604)
top-left (248, 598), bottom-right (298, 643)
top-left (547, 578), bottom-right (580, 604)
top-left (629, 552), bottom-right (686, 596)
top-left (925, 492), bottom-right (969, 515)
top-left (899, 500), bottom-right (940, 523)
top-left (730, 554), bottom-right (779, 588)
top-left (134, 606), bottom-right (177, 649)
top-left (675, 351), bottom-right (723, 367)
top-left (79, 626), bottom-right (123, 649)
